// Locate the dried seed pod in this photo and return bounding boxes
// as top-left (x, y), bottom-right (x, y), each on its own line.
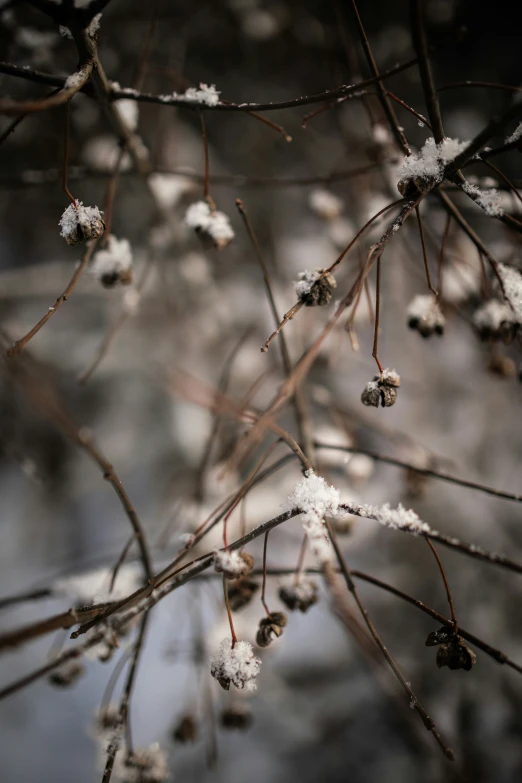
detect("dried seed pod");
top-left (425, 625), bottom-right (455, 647)
top-left (361, 369), bottom-right (400, 408)
top-left (256, 612), bottom-right (288, 648)
top-left (472, 300), bottom-right (520, 343)
top-left (220, 702), bottom-right (253, 731)
top-left (436, 636), bottom-right (477, 671)
top-left (185, 201), bottom-right (235, 250)
top-left (96, 705), bottom-right (121, 732)
top-left (295, 269), bottom-right (337, 307)
top-left (213, 549), bottom-right (255, 580)
top-left (227, 577), bottom-right (259, 611)
top-left (279, 578), bottom-right (319, 613)
top-left (407, 295), bottom-right (445, 338)
top-left (48, 659), bottom-right (85, 688)
top-left (59, 202), bottom-right (105, 246)
top-left (172, 715), bottom-right (198, 743)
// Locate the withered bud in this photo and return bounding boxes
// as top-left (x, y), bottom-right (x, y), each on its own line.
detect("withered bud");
top-left (279, 579), bottom-right (318, 613)
top-left (172, 715), bottom-right (198, 743)
top-left (100, 268), bottom-right (133, 288)
top-left (425, 625), bottom-right (455, 647)
top-left (227, 577), bottom-right (259, 611)
top-left (436, 636), bottom-right (477, 671)
top-left (361, 369), bottom-right (400, 409)
top-left (48, 659), bottom-right (85, 688)
top-left (221, 703), bottom-right (253, 731)
top-left (256, 612), bottom-right (288, 648)
top-left (295, 269), bottom-right (337, 307)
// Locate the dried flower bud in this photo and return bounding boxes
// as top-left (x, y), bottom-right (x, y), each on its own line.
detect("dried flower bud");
top-left (407, 295), bottom-right (445, 338)
top-left (213, 549), bottom-right (254, 580)
top-left (425, 625), bottom-right (455, 647)
top-left (227, 576), bottom-right (259, 611)
top-left (256, 612), bottom-right (288, 648)
top-left (59, 201), bottom-right (105, 246)
top-left (436, 636), bottom-right (477, 671)
top-left (185, 201), bottom-right (234, 250)
top-left (279, 578), bottom-right (318, 613)
top-left (294, 269), bottom-right (337, 307)
top-left (48, 659), bottom-right (85, 688)
top-left (220, 702), bottom-right (253, 731)
top-left (361, 369), bottom-right (400, 408)
top-left (210, 639), bottom-right (261, 691)
top-left (172, 715), bottom-right (198, 743)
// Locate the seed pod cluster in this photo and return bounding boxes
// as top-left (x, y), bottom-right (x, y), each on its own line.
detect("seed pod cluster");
top-left (172, 715), bottom-right (198, 744)
top-left (426, 625), bottom-right (477, 671)
top-left (220, 702), bottom-right (253, 731)
top-left (227, 576), bottom-right (259, 611)
top-left (278, 578), bottom-right (318, 613)
top-left (361, 369), bottom-right (400, 408)
top-left (48, 659), bottom-right (85, 688)
top-left (256, 611), bottom-right (288, 648)
top-left (295, 269), bottom-right (337, 307)
top-left (407, 294), bottom-right (445, 338)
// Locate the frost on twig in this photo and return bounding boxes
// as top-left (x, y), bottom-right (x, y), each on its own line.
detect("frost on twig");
top-left (461, 181), bottom-right (503, 217)
top-left (285, 470), bottom-right (341, 565)
top-left (210, 638), bottom-right (261, 691)
top-left (397, 137), bottom-right (469, 195)
top-left (159, 82), bottom-right (221, 107)
top-left (59, 201), bottom-right (105, 246)
top-left (407, 294), bottom-right (445, 338)
top-left (213, 549), bottom-right (254, 580)
top-left (349, 501), bottom-right (433, 536)
top-left (361, 369), bottom-right (401, 408)
top-left (294, 268), bottom-right (337, 306)
top-left (185, 201), bottom-right (235, 250)
top-left (90, 235), bottom-right (133, 287)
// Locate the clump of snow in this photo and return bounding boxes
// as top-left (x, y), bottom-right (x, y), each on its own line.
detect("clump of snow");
top-left (472, 299), bottom-right (517, 334)
top-left (185, 201), bottom-right (234, 250)
top-left (308, 188), bottom-right (343, 220)
top-left (285, 470), bottom-right (341, 565)
top-left (59, 201), bottom-right (105, 245)
top-left (54, 563), bottom-right (141, 606)
top-left (279, 577), bottom-right (318, 613)
top-left (148, 173), bottom-right (194, 209)
top-left (161, 83), bottom-right (221, 107)
top-left (210, 638), bottom-right (261, 691)
top-left (111, 743), bottom-right (169, 783)
top-left (397, 137), bottom-right (469, 191)
top-left (90, 235), bottom-right (133, 287)
top-left (461, 181), bottom-right (503, 217)
top-left (83, 135), bottom-right (132, 173)
top-left (498, 263), bottom-right (522, 320)
top-left (213, 549), bottom-right (253, 579)
top-left (505, 122), bottom-right (522, 145)
top-left (294, 269), bottom-right (320, 298)
top-left (407, 294), bottom-right (445, 337)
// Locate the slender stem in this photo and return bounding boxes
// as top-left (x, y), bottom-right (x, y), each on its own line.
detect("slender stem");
top-left (416, 205), bottom-right (437, 295)
top-left (200, 113), bottom-right (214, 208)
top-left (425, 539), bottom-right (458, 630)
top-left (326, 523), bottom-right (454, 760)
top-left (410, 0), bottom-right (445, 142)
top-left (372, 257), bottom-right (384, 373)
top-left (261, 532), bottom-right (271, 615)
top-left (223, 576), bottom-right (237, 648)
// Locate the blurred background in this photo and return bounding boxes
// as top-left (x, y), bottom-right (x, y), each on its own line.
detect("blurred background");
top-left (1, 1), bottom-right (522, 781)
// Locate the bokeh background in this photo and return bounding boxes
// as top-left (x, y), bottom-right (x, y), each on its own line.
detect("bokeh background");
top-left (1, 1), bottom-right (522, 781)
